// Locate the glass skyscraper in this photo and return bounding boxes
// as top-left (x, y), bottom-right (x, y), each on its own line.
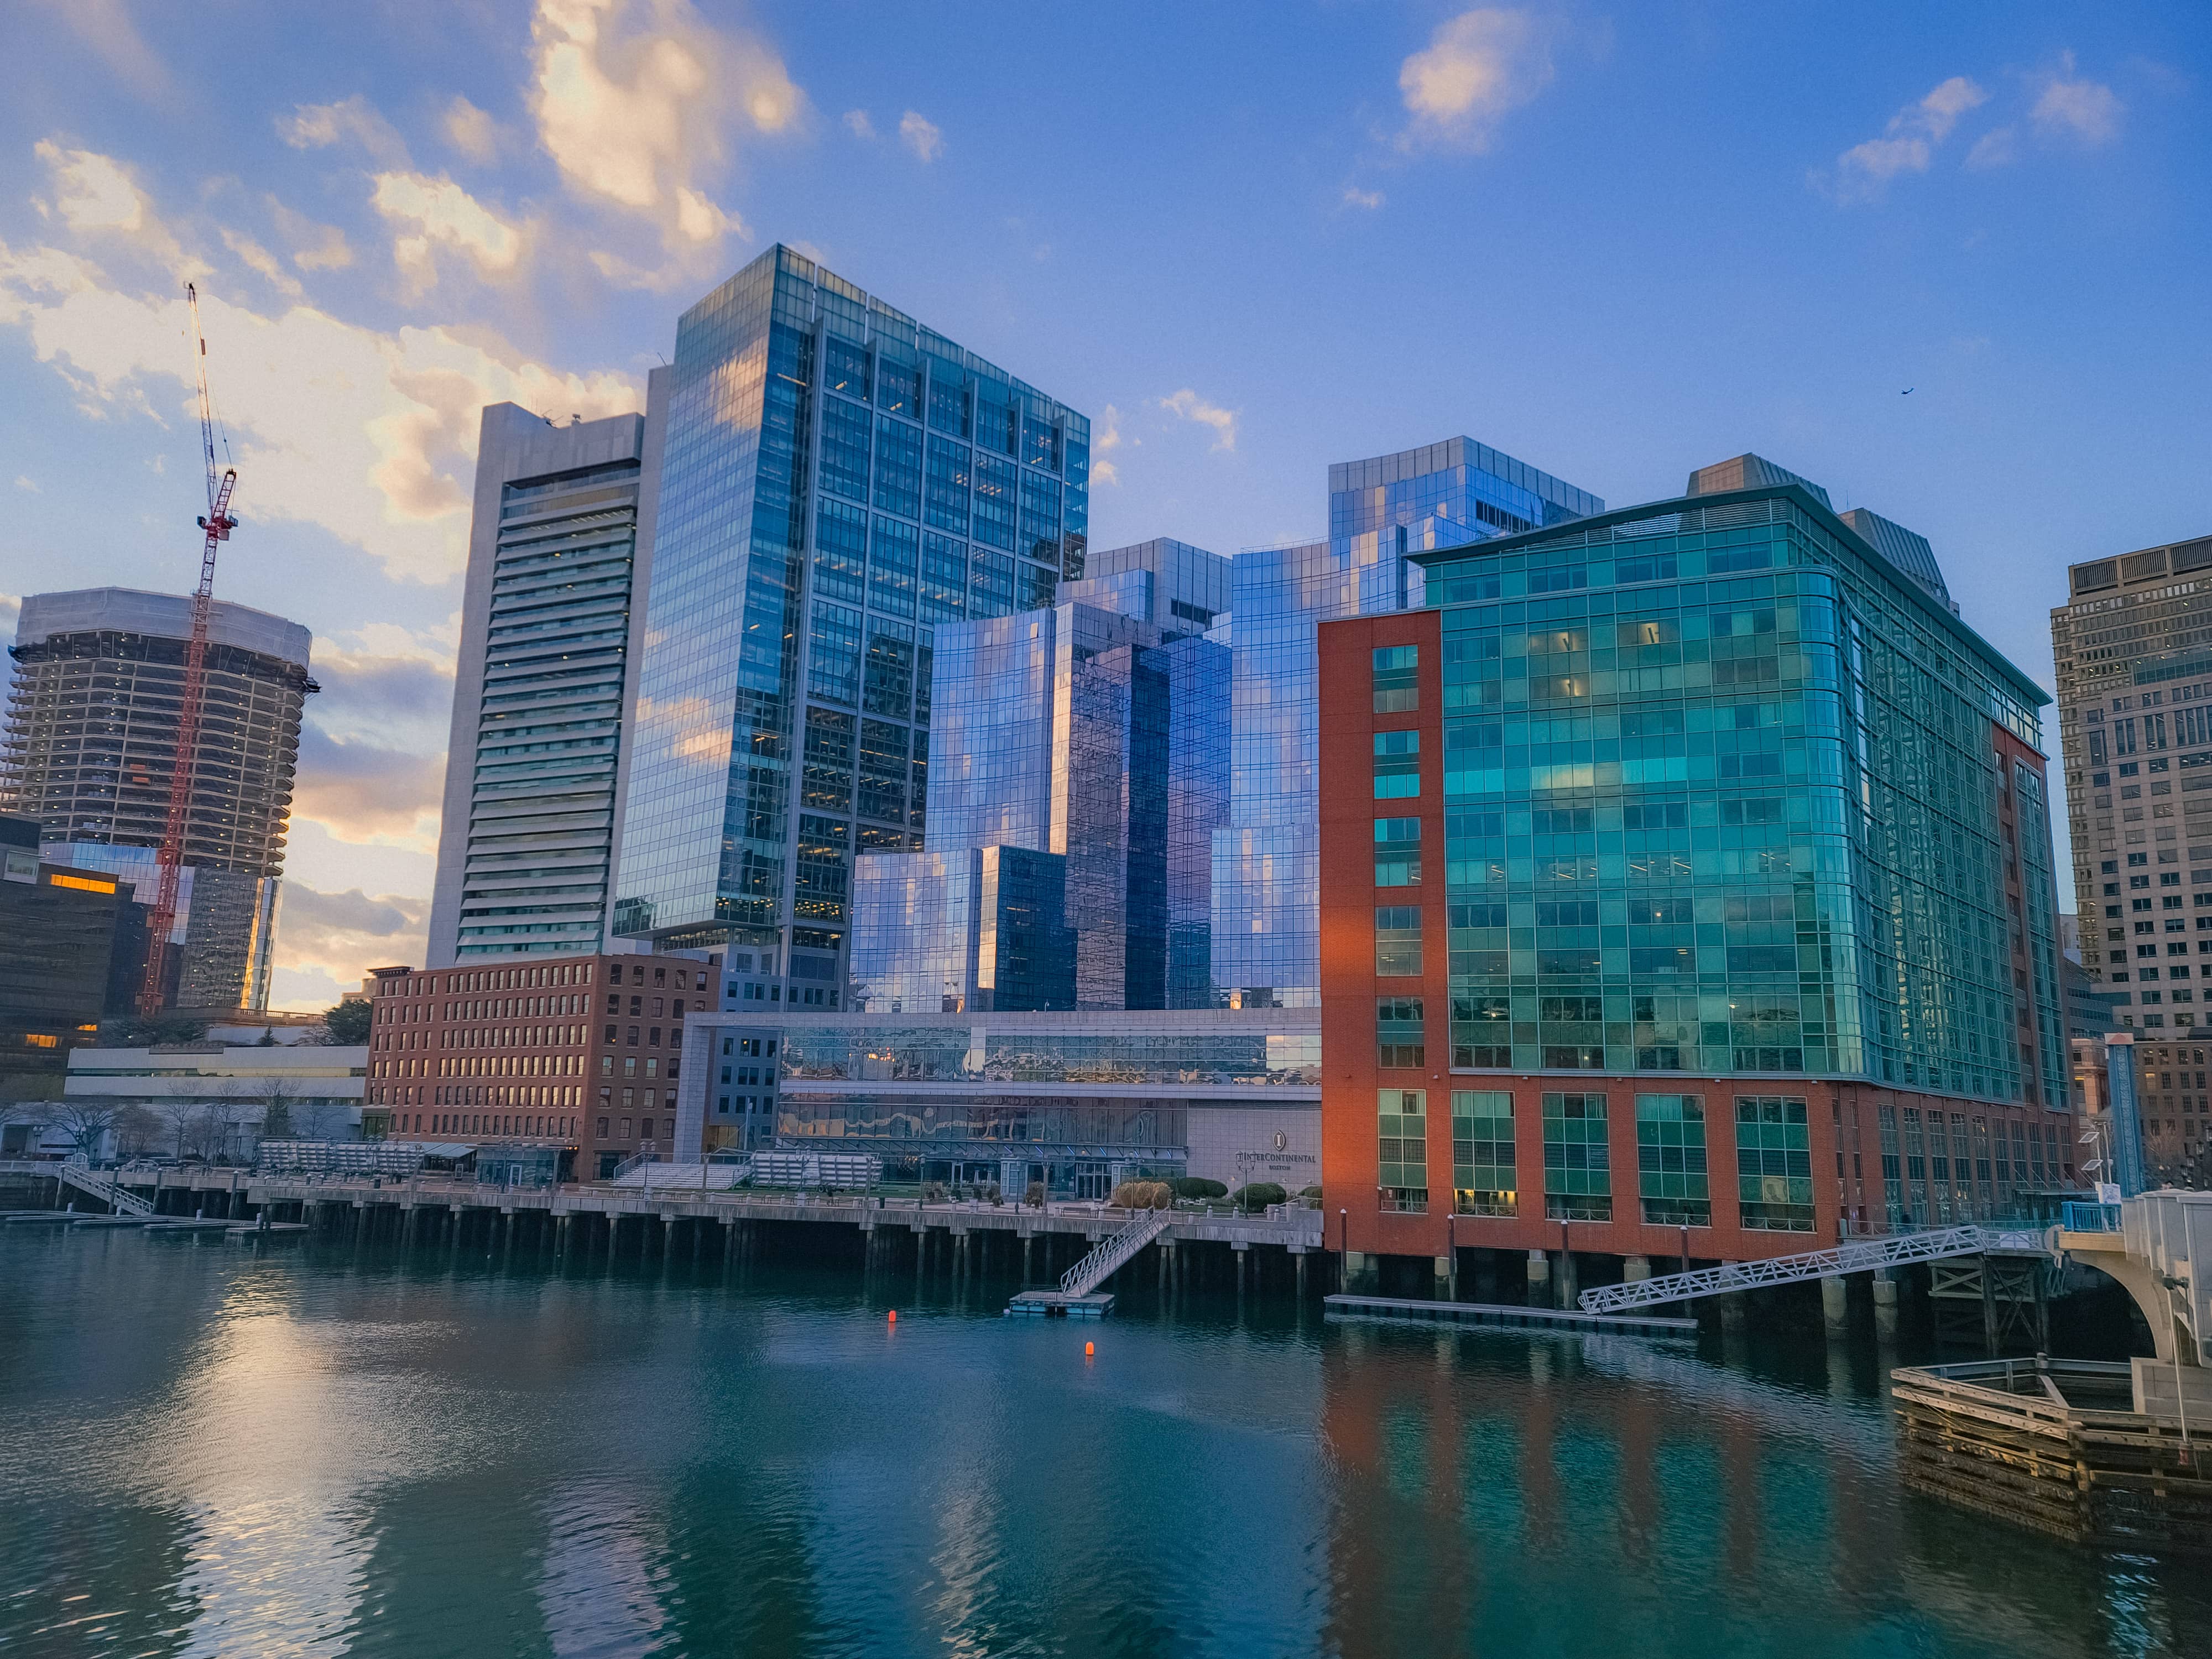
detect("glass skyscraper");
top-left (1212, 439), bottom-right (1603, 1009)
top-left (427, 405), bottom-right (647, 964)
top-left (1319, 455), bottom-right (2073, 1276)
top-left (612, 247), bottom-right (1089, 999)
top-left (848, 554), bottom-right (1230, 1012)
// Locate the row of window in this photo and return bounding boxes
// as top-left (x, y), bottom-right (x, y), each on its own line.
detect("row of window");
top-left (1377, 1089), bottom-right (1815, 1231)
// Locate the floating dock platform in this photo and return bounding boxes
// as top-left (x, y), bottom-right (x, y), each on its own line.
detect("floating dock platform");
top-left (1005, 1291), bottom-right (1115, 1319)
top-left (1324, 1293), bottom-right (1698, 1339)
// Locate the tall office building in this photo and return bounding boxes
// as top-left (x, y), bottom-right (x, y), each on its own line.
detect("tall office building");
top-left (2051, 530), bottom-right (2212, 1170)
top-left (1212, 439), bottom-right (1603, 1009)
top-left (849, 542), bottom-right (1232, 1013)
top-left (3, 587), bottom-right (311, 1010)
top-left (426, 406), bottom-right (650, 965)
top-left (611, 246), bottom-right (1091, 1001)
top-left (1318, 455), bottom-right (2073, 1281)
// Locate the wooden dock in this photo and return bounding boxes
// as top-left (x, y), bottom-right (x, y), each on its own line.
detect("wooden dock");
top-left (1325, 1293), bottom-right (1698, 1339)
top-left (1891, 1358), bottom-right (2212, 1556)
top-left (1005, 1291), bottom-right (1115, 1319)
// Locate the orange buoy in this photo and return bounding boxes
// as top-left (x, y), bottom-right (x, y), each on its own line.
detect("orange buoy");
top-left (1084, 1340), bottom-right (1094, 1356)
top-left (888, 1310), bottom-right (898, 1323)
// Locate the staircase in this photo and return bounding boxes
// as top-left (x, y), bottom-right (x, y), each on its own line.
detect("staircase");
top-left (1578, 1225), bottom-right (2035, 1316)
top-left (1060, 1207), bottom-right (1174, 1298)
top-left (56, 1162), bottom-right (154, 1219)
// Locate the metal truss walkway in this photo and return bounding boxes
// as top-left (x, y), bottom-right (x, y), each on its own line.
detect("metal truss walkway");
top-left (1061, 1206), bottom-right (1174, 1297)
top-left (1578, 1224), bottom-right (2047, 1316)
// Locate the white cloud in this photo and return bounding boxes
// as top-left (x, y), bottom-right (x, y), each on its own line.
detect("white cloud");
top-left (14, 476), bottom-right (39, 493)
top-left (2033, 54), bottom-right (2123, 145)
top-left (0, 227), bottom-right (639, 584)
top-left (31, 141), bottom-right (207, 281)
top-left (843, 109), bottom-right (875, 140)
top-left (272, 202), bottom-right (354, 272)
top-left (371, 171), bottom-right (528, 294)
top-left (1159, 389), bottom-right (1237, 452)
top-left (1397, 9), bottom-right (1556, 152)
top-left (272, 883), bottom-right (429, 1003)
top-left (221, 229), bottom-right (304, 300)
top-left (529, 0), bottom-right (799, 256)
top-left (899, 111), bottom-right (943, 163)
top-left (444, 96), bottom-right (500, 165)
top-left (28, 0), bottom-right (167, 95)
top-left (1964, 127), bottom-right (2017, 170)
top-left (1092, 405), bottom-right (1123, 486)
top-left (1825, 75), bottom-right (1988, 202)
top-left (1342, 185), bottom-right (1385, 210)
top-left (278, 95), bottom-right (410, 168)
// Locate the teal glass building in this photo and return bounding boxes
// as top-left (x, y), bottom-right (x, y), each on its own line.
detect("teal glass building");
top-left (1412, 455), bottom-right (2067, 1108)
top-left (612, 247), bottom-right (1089, 998)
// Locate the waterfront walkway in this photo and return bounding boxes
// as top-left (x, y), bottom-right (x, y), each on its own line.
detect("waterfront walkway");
top-left (0, 1161), bottom-right (1324, 1296)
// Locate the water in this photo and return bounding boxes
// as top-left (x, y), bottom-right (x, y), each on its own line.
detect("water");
top-left (2, 1228), bottom-right (2207, 1658)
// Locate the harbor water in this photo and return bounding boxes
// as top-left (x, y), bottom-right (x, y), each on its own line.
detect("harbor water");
top-left (2, 1225), bottom-right (2208, 1658)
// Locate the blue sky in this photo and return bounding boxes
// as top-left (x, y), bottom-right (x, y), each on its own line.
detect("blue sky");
top-left (2, 1), bottom-right (2204, 1008)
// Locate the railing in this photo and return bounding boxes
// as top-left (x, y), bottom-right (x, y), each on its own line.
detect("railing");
top-left (1060, 1206), bottom-right (1174, 1297)
top-left (1578, 1224), bottom-right (2006, 1316)
top-left (2060, 1200), bottom-right (2124, 1233)
top-left (56, 1160), bottom-right (153, 1218)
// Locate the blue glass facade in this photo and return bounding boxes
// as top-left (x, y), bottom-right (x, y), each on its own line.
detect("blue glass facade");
top-left (848, 588), bottom-right (1230, 1011)
top-left (612, 247), bottom-right (1088, 999)
top-left (1415, 476), bottom-right (2066, 1106)
top-left (1212, 440), bottom-right (1601, 1008)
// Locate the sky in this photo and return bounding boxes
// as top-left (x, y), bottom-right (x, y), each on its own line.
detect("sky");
top-left (1, 1), bottom-right (2205, 1011)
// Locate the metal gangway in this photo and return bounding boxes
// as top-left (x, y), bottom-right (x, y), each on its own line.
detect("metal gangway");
top-left (56, 1161), bottom-right (154, 1219)
top-left (1060, 1206), bottom-right (1175, 1298)
top-left (1578, 1224), bottom-right (2047, 1316)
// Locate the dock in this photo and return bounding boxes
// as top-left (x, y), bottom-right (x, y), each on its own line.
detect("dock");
top-left (1326, 1293), bottom-right (1699, 1339)
top-left (1005, 1291), bottom-right (1114, 1319)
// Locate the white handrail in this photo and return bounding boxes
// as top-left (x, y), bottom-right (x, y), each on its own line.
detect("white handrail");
top-left (1578, 1225), bottom-right (2012, 1314)
top-left (1060, 1206), bottom-right (1173, 1296)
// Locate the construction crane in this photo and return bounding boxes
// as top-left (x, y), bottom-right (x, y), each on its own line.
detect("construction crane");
top-left (138, 283), bottom-right (237, 1014)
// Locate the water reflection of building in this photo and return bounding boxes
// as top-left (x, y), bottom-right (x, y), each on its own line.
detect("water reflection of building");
top-left (674, 1008), bottom-right (1319, 1196)
top-left (1318, 456), bottom-right (2080, 1285)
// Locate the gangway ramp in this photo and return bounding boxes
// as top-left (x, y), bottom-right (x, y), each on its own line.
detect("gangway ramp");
top-left (1006, 1205), bottom-right (1175, 1318)
top-left (1578, 1224), bottom-right (2046, 1316)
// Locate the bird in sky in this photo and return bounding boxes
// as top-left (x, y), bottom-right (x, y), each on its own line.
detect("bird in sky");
top-left (1902, 388), bottom-right (1914, 395)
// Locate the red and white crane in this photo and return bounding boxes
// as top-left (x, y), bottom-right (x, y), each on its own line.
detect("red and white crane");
top-left (138, 282), bottom-right (237, 1013)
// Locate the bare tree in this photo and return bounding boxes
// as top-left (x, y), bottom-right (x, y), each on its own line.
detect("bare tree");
top-left (113, 1104), bottom-right (160, 1161)
top-left (254, 1077), bottom-right (298, 1145)
top-left (292, 1095), bottom-right (352, 1142)
top-left (0, 1099), bottom-right (48, 1157)
top-left (154, 1097), bottom-right (204, 1161)
top-left (49, 1100), bottom-right (118, 1162)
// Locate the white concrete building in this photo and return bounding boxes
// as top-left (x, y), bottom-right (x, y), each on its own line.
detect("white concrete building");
top-left (56, 1043), bottom-right (368, 1161)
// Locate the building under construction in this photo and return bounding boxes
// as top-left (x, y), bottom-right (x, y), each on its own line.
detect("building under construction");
top-left (3, 587), bottom-right (313, 1010)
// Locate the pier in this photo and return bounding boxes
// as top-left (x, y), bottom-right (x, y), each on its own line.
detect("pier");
top-left (0, 1160), bottom-right (1324, 1299)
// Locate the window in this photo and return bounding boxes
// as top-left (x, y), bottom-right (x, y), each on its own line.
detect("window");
top-left (1452, 1090), bottom-right (1515, 1216)
top-left (1379, 1088), bottom-right (1428, 1212)
top-left (1542, 1093), bottom-right (1611, 1220)
top-left (597, 1117), bottom-right (609, 1138)
top-left (1377, 997), bottom-right (1425, 1068)
top-left (1736, 1096), bottom-right (1814, 1230)
top-left (1375, 905), bottom-right (1423, 976)
top-left (1373, 731), bottom-right (1421, 798)
top-left (1636, 1095), bottom-right (1709, 1226)
top-left (1375, 817), bottom-right (1421, 886)
top-left (1373, 644), bottom-right (1418, 713)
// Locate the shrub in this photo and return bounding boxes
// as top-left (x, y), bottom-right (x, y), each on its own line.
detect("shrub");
top-left (925, 1182), bottom-right (947, 1203)
top-left (1169, 1177), bottom-right (1228, 1201)
top-left (1297, 1185), bottom-right (1322, 1205)
top-left (1112, 1180), bottom-right (1173, 1210)
top-left (1232, 1182), bottom-right (1287, 1212)
top-left (1025, 1181), bottom-right (1046, 1209)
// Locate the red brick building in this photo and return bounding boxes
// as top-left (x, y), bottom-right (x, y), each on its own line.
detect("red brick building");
top-left (363, 951), bottom-right (718, 1178)
top-left (1315, 517), bottom-right (2077, 1292)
